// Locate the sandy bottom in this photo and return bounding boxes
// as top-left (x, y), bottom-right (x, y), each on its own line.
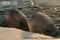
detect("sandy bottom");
top-left (0, 27), bottom-right (58, 40)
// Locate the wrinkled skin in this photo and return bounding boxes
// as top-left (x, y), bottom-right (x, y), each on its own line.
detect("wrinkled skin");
top-left (27, 11), bottom-right (58, 37)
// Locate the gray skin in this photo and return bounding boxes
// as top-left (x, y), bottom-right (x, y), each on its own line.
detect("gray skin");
top-left (28, 11), bottom-right (58, 37)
